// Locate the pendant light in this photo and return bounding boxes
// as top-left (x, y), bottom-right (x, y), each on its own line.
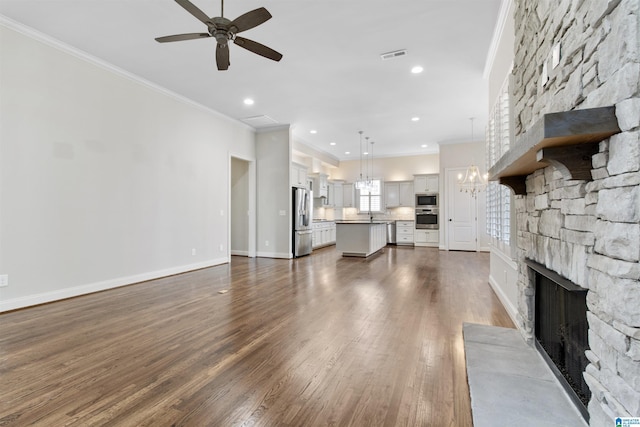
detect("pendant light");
top-left (355, 131), bottom-right (373, 191)
top-left (355, 130), bottom-right (368, 190)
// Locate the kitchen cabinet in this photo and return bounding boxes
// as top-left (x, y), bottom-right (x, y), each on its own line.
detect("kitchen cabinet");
top-left (414, 229), bottom-right (439, 247)
top-left (385, 182), bottom-right (400, 208)
top-left (326, 183), bottom-right (335, 207)
top-left (312, 221), bottom-right (336, 249)
top-left (311, 173), bottom-right (329, 198)
top-left (396, 220), bottom-right (415, 245)
top-left (399, 181), bottom-right (414, 206)
top-left (342, 183), bottom-right (355, 208)
top-left (333, 183), bottom-right (344, 208)
top-left (414, 174), bottom-right (439, 193)
top-left (291, 163), bottom-right (308, 188)
top-left (385, 181), bottom-right (414, 208)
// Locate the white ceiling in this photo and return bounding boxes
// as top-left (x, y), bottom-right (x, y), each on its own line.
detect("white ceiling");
top-left (0, 0), bottom-right (502, 161)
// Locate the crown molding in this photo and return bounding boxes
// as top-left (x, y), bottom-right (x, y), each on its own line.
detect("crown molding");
top-left (482, 0), bottom-right (513, 80)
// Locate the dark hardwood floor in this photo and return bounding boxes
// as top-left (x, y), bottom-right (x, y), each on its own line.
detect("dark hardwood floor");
top-left (0, 246), bottom-right (513, 426)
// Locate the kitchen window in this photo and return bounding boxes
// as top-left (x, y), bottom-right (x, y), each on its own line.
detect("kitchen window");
top-left (358, 179), bottom-right (382, 214)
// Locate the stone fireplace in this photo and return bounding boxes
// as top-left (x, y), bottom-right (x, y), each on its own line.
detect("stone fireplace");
top-left (490, 1), bottom-right (640, 425)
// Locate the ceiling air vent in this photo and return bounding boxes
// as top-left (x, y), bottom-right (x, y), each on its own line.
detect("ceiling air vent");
top-left (240, 115), bottom-right (279, 128)
top-left (380, 49), bottom-right (407, 60)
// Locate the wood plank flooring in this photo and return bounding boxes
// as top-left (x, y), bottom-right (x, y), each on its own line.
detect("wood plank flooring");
top-left (0, 246), bottom-right (514, 426)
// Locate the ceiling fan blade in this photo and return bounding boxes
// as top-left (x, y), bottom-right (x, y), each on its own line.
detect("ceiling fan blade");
top-left (230, 7), bottom-right (272, 33)
top-left (234, 36), bottom-right (283, 62)
top-left (155, 33), bottom-right (211, 43)
top-left (175, 0), bottom-right (211, 25)
top-left (216, 44), bottom-right (230, 70)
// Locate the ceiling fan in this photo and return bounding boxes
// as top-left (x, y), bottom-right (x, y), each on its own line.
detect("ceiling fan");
top-left (155, 0), bottom-right (283, 70)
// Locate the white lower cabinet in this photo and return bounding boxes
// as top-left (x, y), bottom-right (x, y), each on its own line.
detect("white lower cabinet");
top-left (312, 221), bottom-right (336, 249)
top-left (414, 229), bottom-right (439, 247)
top-left (396, 220), bottom-right (414, 245)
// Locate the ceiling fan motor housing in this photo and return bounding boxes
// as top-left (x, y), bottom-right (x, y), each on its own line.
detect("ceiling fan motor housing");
top-left (210, 17), bottom-right (234, 45)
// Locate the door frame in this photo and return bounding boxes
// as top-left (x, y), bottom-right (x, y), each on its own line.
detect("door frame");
top-left (229, 153), bottom-right (257, 258)
top-left (444, 167), bottom-right (479, 252)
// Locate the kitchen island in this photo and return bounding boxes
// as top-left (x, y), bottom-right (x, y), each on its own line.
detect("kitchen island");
top-left (335, 221), bottom-right (388, 257)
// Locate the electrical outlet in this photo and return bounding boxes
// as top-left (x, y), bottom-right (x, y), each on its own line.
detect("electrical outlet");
top-left (219, 244), bottom-right (224, 251)
top-left (279, 210), bottom-right (286, 216)
top-left (192, 248), bottom-right (196, 256)
top-left (0, 275), bottom-right (8, 287)
top-left (265, 240), bottom-right (269, 247)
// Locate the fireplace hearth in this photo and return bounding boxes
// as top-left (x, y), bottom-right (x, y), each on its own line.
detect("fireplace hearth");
top-left (526, 259), bottom-right (590, 419)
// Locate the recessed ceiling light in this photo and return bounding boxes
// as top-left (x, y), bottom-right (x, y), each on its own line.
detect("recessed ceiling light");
top-left (363, 151), bottom-right (369, 155)
top-left (345, 151), bottom-right (351, 155)
top-left (310, 130), bottom-right (317, 134)
top-left (421, 144), bottom-right (428, 148)
top-left (411, 117), bottom-right (420, 122)
top-left (330, 142), bottom-right (336, 146)
top-left (243, 98), bottom-right (254, 105)
top-left (411, 66), bottom-right (424, 74)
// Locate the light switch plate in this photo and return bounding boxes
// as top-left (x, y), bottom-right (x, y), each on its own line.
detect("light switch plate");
top-left (551, 43), bottom-right (561, 69)
top-left (0, 275), bottom-right (8, 287)
top-left (540, 62), bottom-right (549, 87)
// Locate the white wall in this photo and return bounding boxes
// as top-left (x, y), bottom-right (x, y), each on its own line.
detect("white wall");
top-left (330, 154), bottom-right (439, 182)
top-left (256, 126), bottom-right (292, 258)
top-left (0, 24), bottom-right (255, 311)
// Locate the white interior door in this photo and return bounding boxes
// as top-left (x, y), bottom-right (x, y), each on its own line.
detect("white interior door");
top-left (446, 168), bottom-right (477, 251)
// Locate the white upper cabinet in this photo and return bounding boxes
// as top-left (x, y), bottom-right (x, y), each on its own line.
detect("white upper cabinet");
top-left (399, 181), bottom-right (414, 206)
top-left (414, 174), bottom-right (439, 193)
top-left (342, 183), bottom-right (355, 208)
top-left (332, 182), bottom-right (344, 208)
top-left (385, 182), bottom-right (400, 208)
top-left (386, 181), bottom-right (414, 207)
top-left (291, 163), bottom-right (308, 188)
top-left (311, 173), bottom-right (329, 198)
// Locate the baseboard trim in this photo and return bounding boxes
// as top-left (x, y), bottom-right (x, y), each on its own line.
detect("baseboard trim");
top-left (230, 250), bottom-right (249, 257)
top-left (0, 258), bottom-right (228, 313)
top-left (488, 274), bottom-right (519, 327)
top-left (256, 251), bottom-right (292, 259)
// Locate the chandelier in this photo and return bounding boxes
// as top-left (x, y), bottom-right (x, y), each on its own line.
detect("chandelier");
top-left (457, 118), bottom-right (488, 197)
top-left (458, 165), bottom-right (487, 196)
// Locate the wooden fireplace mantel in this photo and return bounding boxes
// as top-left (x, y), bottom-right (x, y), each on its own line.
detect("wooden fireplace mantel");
top-left (488, 106), bottom-right (621, 195)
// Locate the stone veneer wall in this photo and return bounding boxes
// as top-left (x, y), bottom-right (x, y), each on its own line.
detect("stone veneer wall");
top-left (511, 0), bottom-right (639, 424)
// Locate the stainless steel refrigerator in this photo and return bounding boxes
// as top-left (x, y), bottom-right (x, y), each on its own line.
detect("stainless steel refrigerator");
top-left (293, 187), bottom-right (313, 257)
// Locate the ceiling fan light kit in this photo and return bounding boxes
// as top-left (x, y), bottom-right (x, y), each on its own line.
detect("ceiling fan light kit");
top-left (155, 0), bottom-right (283, 71)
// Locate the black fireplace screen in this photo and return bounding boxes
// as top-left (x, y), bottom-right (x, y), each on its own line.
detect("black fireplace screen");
top-left (530, 261), bottom-right (591, 407)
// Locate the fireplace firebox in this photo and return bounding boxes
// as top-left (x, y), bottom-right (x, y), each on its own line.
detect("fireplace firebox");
top-left (526, 259), bottom-right (590, 419)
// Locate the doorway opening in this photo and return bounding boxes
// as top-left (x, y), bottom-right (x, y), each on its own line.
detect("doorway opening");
top-left (230, 156), bottom-right (255, 257)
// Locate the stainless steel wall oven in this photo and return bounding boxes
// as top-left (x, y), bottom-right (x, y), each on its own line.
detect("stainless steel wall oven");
top-left (415, 208), bottom-right (438, 229)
